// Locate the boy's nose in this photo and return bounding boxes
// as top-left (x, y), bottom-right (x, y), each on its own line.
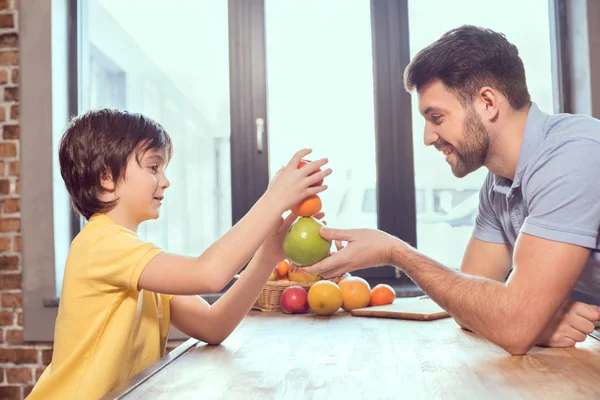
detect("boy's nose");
top-left (162, 175), bottom-right (171, 189)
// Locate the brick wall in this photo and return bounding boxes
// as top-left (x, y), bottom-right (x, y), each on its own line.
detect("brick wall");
top-left (0, 2), bottom-right (53, 399)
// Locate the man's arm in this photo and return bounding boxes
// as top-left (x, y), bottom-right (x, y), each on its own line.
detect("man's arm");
top-left (391, 233), bottom-right (590, 355)
top-left (460, 237), bottom-right (512, 281)
top-left (453, 237), bottom-right (512, 330)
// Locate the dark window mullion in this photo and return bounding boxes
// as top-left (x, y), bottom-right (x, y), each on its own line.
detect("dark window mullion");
top-left (68, 0), bottom-right (82, 240)
top-left (228, 0), bottom-right (270, 226)
top-left (353, 0), bottom-right (416, 281)
top-left (549, 0), bottom-right (572, 114)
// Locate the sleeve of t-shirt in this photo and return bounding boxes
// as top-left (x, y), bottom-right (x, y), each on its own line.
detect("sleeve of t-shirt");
top-left (521, 139), bottom-right (600, 248)
top-left (87, 226), bottom-right (165, 292)
top-left (472, 173), bottom-right (510, 244)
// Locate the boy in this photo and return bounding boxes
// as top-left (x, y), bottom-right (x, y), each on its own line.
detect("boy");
top-left (28, 109), bottom-right (331, 399)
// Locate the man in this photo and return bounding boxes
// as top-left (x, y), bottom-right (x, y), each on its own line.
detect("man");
top-left (305, 25), bottom-right (600, 355)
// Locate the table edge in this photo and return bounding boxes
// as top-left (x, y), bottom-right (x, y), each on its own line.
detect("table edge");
top-left (101, 337), bottom-right (200, 400)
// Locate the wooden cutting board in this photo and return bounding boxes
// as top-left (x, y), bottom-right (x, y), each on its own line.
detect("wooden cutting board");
top-left (351, 297), bottom-right (450, 321)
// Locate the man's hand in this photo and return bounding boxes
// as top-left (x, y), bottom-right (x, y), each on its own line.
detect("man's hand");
top-left (536, 301), bottom-right (600, 347)
top-left (302, 227), bottom-right (401, 278)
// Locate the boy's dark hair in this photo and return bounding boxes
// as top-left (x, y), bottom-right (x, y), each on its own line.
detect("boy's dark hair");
top-left (404, 25), bottom-right (530, 110)
top-left (59, 108), bottom-right (172, 219)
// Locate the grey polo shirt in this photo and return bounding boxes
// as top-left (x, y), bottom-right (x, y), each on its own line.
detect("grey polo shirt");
top-left (473, 102), bottom-right (600, 304)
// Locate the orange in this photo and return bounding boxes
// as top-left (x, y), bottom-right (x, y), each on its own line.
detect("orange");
top-left (370, 284), bottom-right (396, 306)
top-left (298, 159), bottom-right (324, 187)
top-left (276, 260), bottom-right (290, 277)
top-left (291, 195), bottom-right (322, 217)
top-left (338, 276), bottom-right (371, 311)
top-left (307, 280), bottom-right (343, 316)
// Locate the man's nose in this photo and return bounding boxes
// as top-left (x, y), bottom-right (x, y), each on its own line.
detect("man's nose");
top-left (424, 126), bottom-right (439, 147)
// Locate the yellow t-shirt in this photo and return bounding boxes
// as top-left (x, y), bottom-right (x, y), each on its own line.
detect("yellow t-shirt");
top-left (28, 214), bottom-right (173, 400)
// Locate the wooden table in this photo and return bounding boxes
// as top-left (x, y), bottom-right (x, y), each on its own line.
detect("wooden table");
top-left (104, 311), bottom-right (600, 400)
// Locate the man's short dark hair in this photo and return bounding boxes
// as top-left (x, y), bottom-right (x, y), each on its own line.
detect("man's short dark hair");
top-left (404, 25), bottom-right (530, 110)
top-left (59, 108), bottom-right (172, 219)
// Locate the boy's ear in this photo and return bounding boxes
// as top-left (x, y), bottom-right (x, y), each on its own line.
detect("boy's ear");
top-left (100, 170), bottom-right (115, 192)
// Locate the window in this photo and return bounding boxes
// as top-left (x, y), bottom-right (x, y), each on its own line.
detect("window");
top-left (264, 0), bottom-right (378, 232)
top-left (22, 0), bottom-right (574, 340)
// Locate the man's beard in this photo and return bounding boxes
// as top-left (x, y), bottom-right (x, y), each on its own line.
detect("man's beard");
top-left (442, 109), bottom-right (490, 178)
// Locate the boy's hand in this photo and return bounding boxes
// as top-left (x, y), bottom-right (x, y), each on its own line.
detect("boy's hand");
top-left (265, 149), bottom-right (331, 213)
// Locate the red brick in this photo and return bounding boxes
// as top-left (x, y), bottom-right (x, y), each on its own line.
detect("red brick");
top-left (3, 197), bottom-right (19, 213)
top-left (5, 328), bottom-right (22, 344)
top-left (0, 218), bottom-right (19, 231)
top-left (0, 386), bottom-right (21, 400)
top-left (0, 106), bottom-right (5, 122)
top-left (17, 310), bottom-right (22, 325)
top-left (0, 179), bottom-right (8, 194)
top-left (9, 104), bottom-right (17, 119)
top-left (6, 367), bottom-right (32, 384)
top-left (2, 292), bottom-right (21, 307)
top-left (14, 0), bottom-right (18, 10)
top-left (4, 86), bottom-right (17, 101)
top-left (0, 309), bottom-right (13, 324)
top-left (10, 67), bottom-right (17, 84)
top-left (35, 367), bottom-right (46, 381)
top-left (0, 160), bottom-right (5, 175)
top-left (0, 50), bottom-right (17, 65)
top-left (0, 235), bottom-right (9, 250)
top-left (0, 143), bottom-right (16, 157)
top-left (0, 255), bottom-right (18, 271)
top-left (0, 348), bottom-right (37, 363)
top-left (24, 385), bottom-right (34, 398)
top-left (0, 14), bottom-right (13, 28)
top-left (0, 69), bottom-right (7, 84)
top-left (8, 160), bottom-right (17, 175)
top-left (0, 0), bottom-right (10, 9)
top-left (2, 124), bottom-right (18, 139)
top-left (0, 273), bottom-right (19, 289)
top-left (12, 234), bottom-right (19, 251)
top-left (41, 349), bottom-right (52, 365)
top-left (0, 33), bottom-right (18, 48)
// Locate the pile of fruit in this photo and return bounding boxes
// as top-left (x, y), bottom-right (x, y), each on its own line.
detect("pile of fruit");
top-left (270, 158), bottom-right (396, 316)
top-left (279, 277), bottom-right (396, 316)
top-left (268, 259), bottom-right (321, 282)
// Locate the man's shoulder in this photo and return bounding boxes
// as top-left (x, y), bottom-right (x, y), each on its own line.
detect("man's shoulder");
top-left (545, 112), bottom-right (600, 144)
top-left (525, 111), bottom-right (600, 176)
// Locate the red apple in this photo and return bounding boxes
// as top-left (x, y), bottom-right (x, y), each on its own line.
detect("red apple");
top-left (280, 286), bottom-right (309, 314)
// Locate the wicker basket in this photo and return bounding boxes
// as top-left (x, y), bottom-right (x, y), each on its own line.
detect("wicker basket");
top-left (234, 272), bottom-right (349, 312)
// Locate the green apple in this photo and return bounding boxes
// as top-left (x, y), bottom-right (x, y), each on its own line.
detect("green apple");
top-left (283, 217), bottom-right (331, 266)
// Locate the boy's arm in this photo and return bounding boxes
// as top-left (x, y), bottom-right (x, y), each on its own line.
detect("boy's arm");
top-left (138, 149), bottom-right (330, 295)
top-left (168, 246), bottom-right (277, 345)
top-left (139, 194), bottom-right (282, 295)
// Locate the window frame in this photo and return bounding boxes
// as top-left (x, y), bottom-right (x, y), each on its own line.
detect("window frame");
top-left (22, 0), bottom-right (575, 341)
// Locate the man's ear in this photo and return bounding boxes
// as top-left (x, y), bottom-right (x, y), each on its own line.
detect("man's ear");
top-left (100, 170), bottom-right (115, 192)
top-left (478, 86), bottom-right (499, 122)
